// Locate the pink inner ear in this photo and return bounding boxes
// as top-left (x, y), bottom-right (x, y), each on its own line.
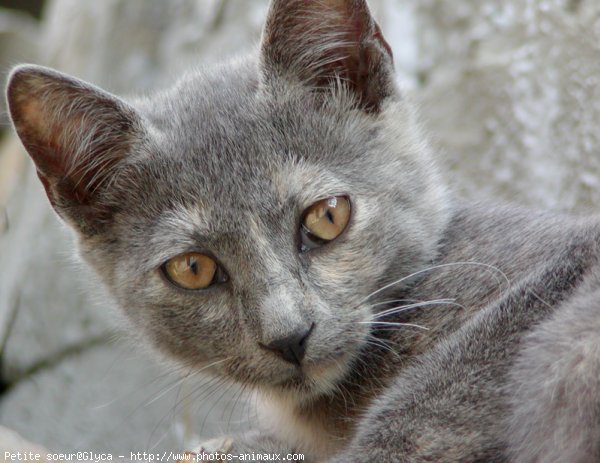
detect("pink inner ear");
top-left (346, 0), bottom-right (393, 60)
top-left (16, 97), bottom-right (71, 179)
top-left (260, 0), bottom-right (395, 112)
top-left (7, 66), bottom-right (139, 222)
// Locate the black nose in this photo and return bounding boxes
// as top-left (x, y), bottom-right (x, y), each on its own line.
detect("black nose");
top-left (261, 323), bottom-right (315, 366)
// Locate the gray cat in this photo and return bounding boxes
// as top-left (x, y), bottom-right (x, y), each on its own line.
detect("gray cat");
top-left (6, 0), bottom-right (600, 461)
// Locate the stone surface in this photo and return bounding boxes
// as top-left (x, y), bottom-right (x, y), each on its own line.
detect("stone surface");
top-left (413, 0), bottom-right (600, 212)
top-left (1, 339), bottom-right (248, 454)
top-left (0, 7), bottom-right (39, 130)
top-left (0, 425), bottom-right (64, 462)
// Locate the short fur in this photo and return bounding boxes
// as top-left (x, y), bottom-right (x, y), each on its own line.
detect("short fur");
top-left (6, 1), bottom-right (600, 461)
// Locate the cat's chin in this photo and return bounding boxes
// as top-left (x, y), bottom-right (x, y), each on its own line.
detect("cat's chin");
top-left (264, 352), bottom-right (354, 401)
top-left (306, 353), bottom-right (354, 393)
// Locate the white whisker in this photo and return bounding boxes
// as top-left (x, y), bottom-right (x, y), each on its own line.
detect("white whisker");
top-left (368, 298), bottom-right (421, 308)
top-left (360, 261), bottom-right (511, 304)
top-left (143, 357), bottom-right (232, 407)
top-left (357, 321), bottom-right (430, 331)
top-left (371, 299), bottom-right (462, 320)
top-left (365, 335), bottom-right (400, 358)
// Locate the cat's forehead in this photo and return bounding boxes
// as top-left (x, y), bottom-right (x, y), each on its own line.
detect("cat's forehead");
top-left (135, 58), bottom-right (375, 211)
top-left (132, 145), bottom-right (354, 270)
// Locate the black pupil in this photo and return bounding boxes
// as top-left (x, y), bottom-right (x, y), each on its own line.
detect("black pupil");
top-left (325, 209), bottom-right (334, 224)
top-left (189, 257), bottom-right (198, 275)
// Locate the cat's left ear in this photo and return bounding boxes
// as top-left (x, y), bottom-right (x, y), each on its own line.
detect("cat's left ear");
top-left (260, 0), bottom-right (395, 113)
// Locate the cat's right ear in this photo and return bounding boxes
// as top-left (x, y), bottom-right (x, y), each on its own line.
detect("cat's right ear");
top-left (6, 65), bottom-right (142, 235)
top-left (260, 0), bottom-right (396, 113)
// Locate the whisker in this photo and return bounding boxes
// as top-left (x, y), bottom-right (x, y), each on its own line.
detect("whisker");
top-left (143, 357), bottom-right (232, 408)
top-left (188, 377), bottom-right (231, 437)
top-left (147, 370), bottom-right (189, 451)
top-left (330, 360), bottom-right (350, 413)
top-left (372, 299), bottom-right (466, 320)
top-left (199, 380), bottom-right (237, 437)
top-left (186, 376), bottom-right (229, 415)
top-left (226, 382), bottom-right (250, 434)
top-left (360, 261), bottom-right (511, 304)
top-left (357, 321), bottom-right (430, 331)
top-left (92, 366), bottom-right (186, 411)
top-left (368, 298), bottom-right (421, 308)
top-left (145, 358), bottom-right (234, 447)
top-left (143, 371), bottom-right (194, 408)
top-left (113, 366), bottom-right (199, 441)
top-left (248, 388), bottom-right (257, 429)
top-left (364, 336), bottom-right (400, 359)
top-left (528, 289), bottom-right (553, 309)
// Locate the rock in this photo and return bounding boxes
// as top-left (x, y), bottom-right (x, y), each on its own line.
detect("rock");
top-left (0, 425), bottom-right (65, 463)
top-left (1, 338), bottom-right (248, 454)
top-left (413, 0), bottom-right (600, 212)
top-left (0, 8), bottom-right (39, 130)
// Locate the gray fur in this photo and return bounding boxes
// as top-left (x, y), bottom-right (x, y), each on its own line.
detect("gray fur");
top-left (505, 269), bottom-right (600, 463)
top-left (5, 0), bottom-right (600, 461)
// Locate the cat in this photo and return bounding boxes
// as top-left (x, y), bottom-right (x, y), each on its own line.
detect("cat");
top-left (6, 0), bottom-right (600, 461)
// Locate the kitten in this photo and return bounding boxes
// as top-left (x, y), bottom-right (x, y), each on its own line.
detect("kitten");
top-left (6, 0), bottom-right (600, 461)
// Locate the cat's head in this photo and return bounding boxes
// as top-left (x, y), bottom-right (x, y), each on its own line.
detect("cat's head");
top-left (6, 0), bottom-right (448, 401)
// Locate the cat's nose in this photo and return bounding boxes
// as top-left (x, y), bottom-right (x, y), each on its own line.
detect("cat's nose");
top-left (260, 323), bottom-right (315, 366)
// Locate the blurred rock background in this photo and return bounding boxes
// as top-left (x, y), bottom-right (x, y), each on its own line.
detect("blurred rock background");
top-left (1, 0), bottom-right (600, 455)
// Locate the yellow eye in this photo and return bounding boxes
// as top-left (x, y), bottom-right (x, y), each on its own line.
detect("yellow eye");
top-left (300, 196), bottom-right (351, 252)
top-left (162, 252), bottom-right (225, 290)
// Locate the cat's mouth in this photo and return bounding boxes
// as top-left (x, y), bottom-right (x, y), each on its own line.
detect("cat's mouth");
top-left (214, 336), bottom-right (360, 396)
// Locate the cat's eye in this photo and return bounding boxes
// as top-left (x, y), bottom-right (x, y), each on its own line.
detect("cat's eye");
top-left (300, 196), bottom-right (351, 252)
top-left (162, 252), bottom-right (227, 290)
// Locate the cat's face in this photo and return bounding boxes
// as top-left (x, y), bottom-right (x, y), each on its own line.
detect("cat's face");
top-left (6, 0), bottom-right (448, 401)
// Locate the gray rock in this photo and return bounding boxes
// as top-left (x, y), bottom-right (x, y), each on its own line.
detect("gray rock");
top-left (413, 0), bottom-right (600, 212)
top-left (1, 338), bottom-right (249, 454)
top-left (0, 8), bottom-right (39, 129)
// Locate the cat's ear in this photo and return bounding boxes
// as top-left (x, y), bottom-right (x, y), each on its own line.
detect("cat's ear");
top-left (260, 0), bottom-right (395, 113)
top-left (6, 65), bottom-right (142, 235)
